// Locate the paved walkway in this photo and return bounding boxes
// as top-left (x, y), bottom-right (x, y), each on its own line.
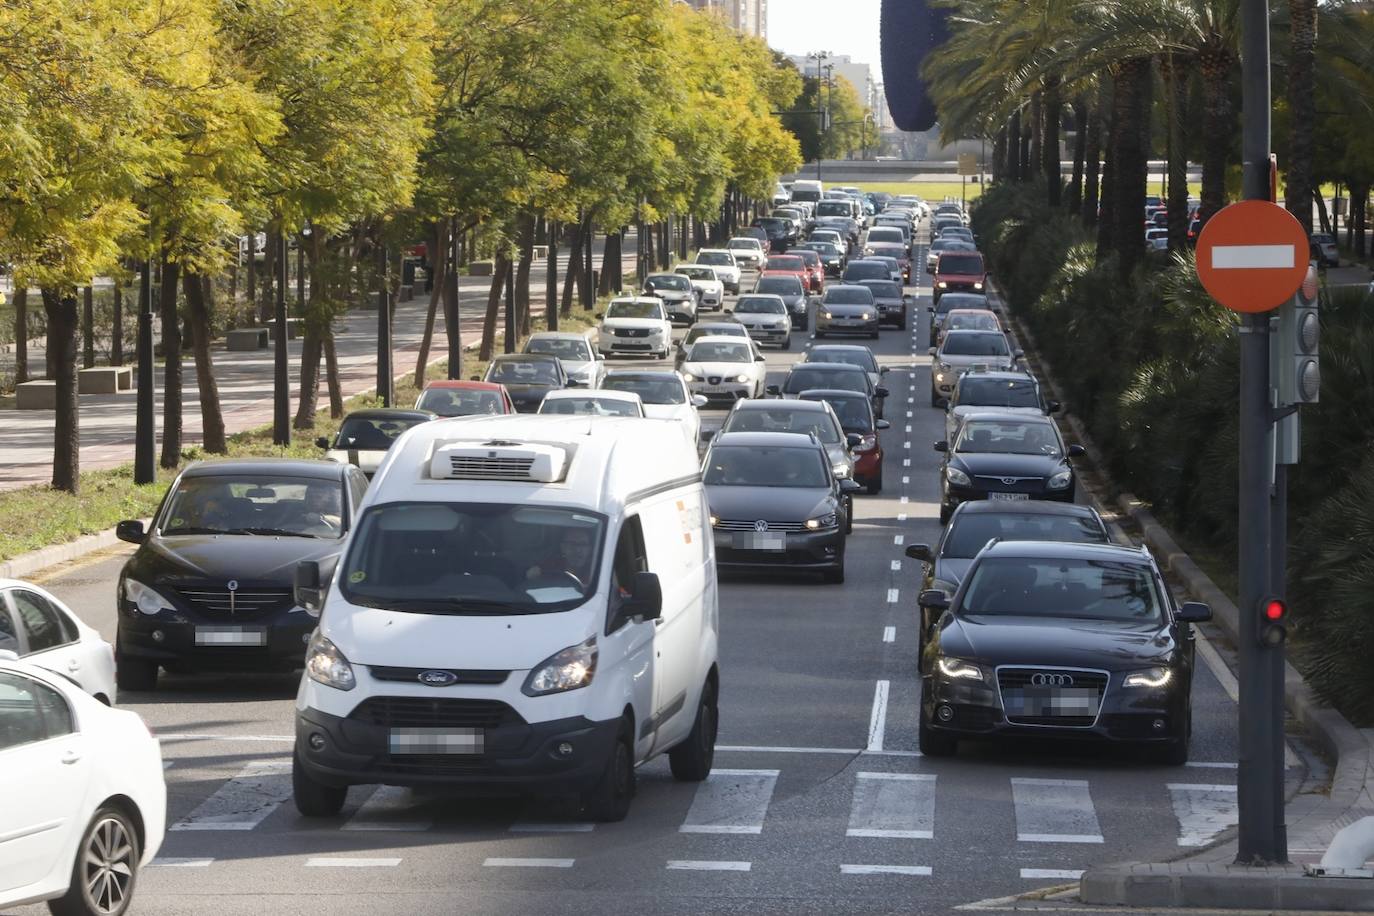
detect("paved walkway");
top-left (2, 236), bottom-right (639, 490)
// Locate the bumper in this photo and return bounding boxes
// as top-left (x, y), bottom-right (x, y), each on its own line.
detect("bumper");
top-left (602, 338), bottom-right (666, 356)
top-left (295, 705), bottom-right (620, 793)
top-left (713, 528), bottom-right (843, 570)
top-left (664, 303), bottom-right (697, 325)
top-left (943, 482), bottom-right (1075, 510)
top-left (853, 449), bottom-right (882, 483)
top-left (689, 381), bottom-right (752, 403)
top-left (744, 326), bottom-right (790, 345)
top-left (117, 613), bottom-right (314, 670)
top-left (878, 304), bottom-right (906, 325)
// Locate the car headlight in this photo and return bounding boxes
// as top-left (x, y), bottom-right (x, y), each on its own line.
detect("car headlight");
top-left (946, 466), bottom-right (972, 486)
top-left (822, 310), bottom-right (833, 319)
top-left (682, 372), bottom-right (697, 382)
top-left (522, 638), bottom-right (597, 696)
top-left (806, 513), bottom-right (838, 529)
top-left (735, 374), bottom-right (752, 383)
top-left (1123, 667), bottom-right (1173, 689)
top-left (832, 463), bottom-right (850, 478)
top-left (305, 632), bottom-right (356, 691)
top-left (937, 281), bottom-right (948, 288)
top-left (709, 514), bottom-right (720, 527)
top-left (123, 578), bottom-right (175, 616)
top-left (974, 281), bottom-right (984, 290)
top-left (1048, 470), bottom-right (1073, 490)
top-left (937, 656), bottom-right (984, 681)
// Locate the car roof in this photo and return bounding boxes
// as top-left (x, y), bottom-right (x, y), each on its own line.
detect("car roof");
top-left (712, 431), bottom-right (821, 449)
top-left (689, 335), bottom-right (753, 347)
top-left (181, 458), bottom-right (346, 480)
top-left (809, 344), bottom-right (874, 354)
top-left (526, 331), bottom-right (588, 341)
top-left (737, 293), bottom-right (785, 302)
top-left (944, 308), bottom-right (998, 318)
top-left (732, 398), bottom-right (829, 413)
top-left (980, 540), bottom-right (1150, 564)
top-left (604, 369), bottom-right (682, 380)
top-left (825, 284), bottom-right (874, 294)
top-left (958, 368), bottom-right (1034, 381)
top-left (342, 408), bottom-right (436, 422)
top-left (424, 380), bottom-right (504, 391)
top-left (798, 387), bottom-right (867, 401)
top-left (958, 410), bottom-right (1057, 425)
top-left (789, 361), bottom-right (866, 373)
top-left (955, 500), bottom-right (1100, 519)
top-left (691, 322), bottom-right (748, 330)
top-left (543, 388), bottom-right (640, 402)
top-left (492, 352), bottom-right (559, 363)
top-left (609, 296), bottom-right (663, 304)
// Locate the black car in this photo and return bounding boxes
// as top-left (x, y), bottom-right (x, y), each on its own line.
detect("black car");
top-left (841, 259), bottom-right (890, 284)
top-left (482, 353), bottom-right (572, 412)
top-left (704, 432), bottom-right (860, 583)
top-left (858, 279), bottom-right (911, 329)
top-left (905, 501), bottom-right (1110, 644)
top-left (751, 274), bottom-right (810, 329)
top-left (752, 217), bottom-right (795, 252)
top-left (113, 459), bottom-right (366, 690)
top-left (794, 240), bottom-right (846, 276)
top-left (771, 361), bottom-right (889, 419)
top-left (916, 540), bottom-right (1211, 763)
top-left (315, 407), bottom-right (434, 479)
top-left (935, 412), bottom-right (1084, 523)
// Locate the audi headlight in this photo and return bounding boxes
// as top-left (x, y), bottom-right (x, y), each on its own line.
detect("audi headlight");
top-left (1048, 470), bottom-right (1073, 490)
top-left (305, 632), bottom-right (356, 691)
top-left (123, 578), bottom-right (175, 616)
top-left (806, 513), bottom-right (839, 530)
top-left (937, 656), bottom-right (984, 681)
top-left (946, 466), bottom-right (972, 486)
top-left (523, 638), bottom-right (597, 696)
top-left (1123, 667), bottom-right (1173, 689)
top-left (735, 374), bottom-right (752, 383)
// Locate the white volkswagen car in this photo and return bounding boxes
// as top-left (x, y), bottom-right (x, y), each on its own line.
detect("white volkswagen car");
top-left (679, 336), bottom-right (768, 405)
top-left (694, 249), bottom-right (742, 294)
top-left (0, 579), bottom-right (116, 705)
top-left (0, 657), bottom-right (165, 916)
top-left (674, 264), bottom-right (726, 312)
top-left (598, 296), bottom-right (673, 360)
top-left (601, 370), bottom-right (708, 446)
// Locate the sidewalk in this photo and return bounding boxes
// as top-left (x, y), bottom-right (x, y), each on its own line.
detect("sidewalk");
top-left (1, 234), bottom-right (638, 491)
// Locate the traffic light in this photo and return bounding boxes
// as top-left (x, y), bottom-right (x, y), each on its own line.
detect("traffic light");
top-left (1276, 261), bottom-right (1320, 406)
top-left (1258, 596), bottom-right (1288, 647)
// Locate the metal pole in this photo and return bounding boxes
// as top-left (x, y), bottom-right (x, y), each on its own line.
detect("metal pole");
top-left (375, 240), bottom-right (392, 406)
top-left (1235, 0), bottom-right (1286, 866)
top-left (134, 262), bottom-right (156, 484)
top-left (273, 231), bottom-right (290, 443)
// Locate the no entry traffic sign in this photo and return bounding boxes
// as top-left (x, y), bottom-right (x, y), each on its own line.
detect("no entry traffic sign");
top-left (1196, 200), bottom-right (1310, 313)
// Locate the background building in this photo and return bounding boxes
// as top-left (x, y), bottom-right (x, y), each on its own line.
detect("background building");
top-left (685, 0), bottom-right (767, 38)
top-left (785, 53), bottom-right (877, 115)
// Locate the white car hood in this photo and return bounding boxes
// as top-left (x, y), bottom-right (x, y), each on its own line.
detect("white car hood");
top-left (684, 361), bottom-right (754, 378)
top-left (689, 280), bottom-right (725, 294)
top-left (327, 605), bottom-right (592, 670)
top-left (602, 317), bottom-right (666, 332)
top-left (735, 313), bottom-right (788, 326)
top-left (645, 403), bottom-right (693, 423)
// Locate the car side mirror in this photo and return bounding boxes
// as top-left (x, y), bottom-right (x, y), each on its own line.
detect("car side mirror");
top-left (874, 386), bottom-right (890, 398)
top-left (294, 561), bottom-right (324, 617)
top-left (905, 543), bottom-right (933, 562)
top-left (623, 571), bottom-right (662, 622)
top-left (928, 347), bottom-right (937, 356)
top-left (692, 395), bottom-right (708, 408)
top-left (918, 589), bottom-right (951, 610)
top-left (846, 432), bottom-right (864, 448)
top-left (315, 436), bottom-right (331, 450)
top-left (754, 354), bottom-right (765, 362)
top-left (116, 519), bottom-right (146, 544)
top-left (879, 365), bottom-right (890, 373)
top-left (566, 378), bottom-right (584, 388)
top-left (933, 440), bottom-right (948, 452)
top-left (701, 429), bottom-right (716, 442)
top-left (876, 419), bottom-right (890, 430)
top-left (1177, 601), bottom-right (1212, 623)
top-left (595, 351), bottom-right (605, 360)
top-left (1014, 349), bottom-right (1026, 360)
top-left (723, 309), bottom-right (733, 316)
top-left (766, 385), bottom-right (781, 396)
top-left (1047, 400), bottom-right (1061, 414)
top-left (1067, 444), bottom-right (1086, 458)
top-left (840, 478), bottom-right (862, 493)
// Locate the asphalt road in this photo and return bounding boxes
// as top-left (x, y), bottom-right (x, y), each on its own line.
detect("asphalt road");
top-left (8, 227), bottom-right (1307, 916)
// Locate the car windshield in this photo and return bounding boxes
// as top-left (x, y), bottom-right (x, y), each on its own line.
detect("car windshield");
top-left (806, 394), bottom-right (872, 432)
top-left (698, 252), bottom-right (734, 266)
top-left (942, 333), bottom-right (1009, 357)
top-left (704, 445), bottom-right (830, 487)
top-left (686, 326), bottom-right (746, 346)
top-left (957, 419), bottom-right (1060, 456)
top-left (766, 257), bottom-right (804, 271)
top-left (487, 359), bottom-right (560, 384)
top-left (417, 387), bottom-right (506, 417)
top-left (526, 338), bottom-right (591, 361)
top-left (334, 415), bottom-right (426, 450)
top-left (862, 282), bottom-right (902, 299)
top-left (646, 275), bottom-right (690, 292)
top-left (817, 201), bottom-right (852, 216)
top-left (784, 367), bottom-right (867, 395)
top-left (809, 243), bottom-right (842, 256)
top-left (677, 267), bottom-right (714, 280)
top-left (809, 349), bottom-right (876, 372)
top-left (727, 240), bottom-right (760, 251)
top-left (939, 255), bottom-right (984, 274)
top-left (957, 377), bottom-right (1040, 408)
top-left (540, 396), bottom-right (640, 417)
top-left (689, 341), bottom-right (750, 362)
top-left (605, 300), bottom-right (662, 320)
top-left (602, 375), bottom-right (684, 405)
top-left (755, 277), bottom-right (802, 295)
top-left (825, 287), bottom-right (875, 305)
top-left (723, 407), bottom-right (840, 442)
top-left (811, 232), bottom-right (841, 243)
top-left (945, 312), bottom-right (1000, 333)
top-left (943, 513), bottom-right (1107, 559)
top-left (735, 296), bottom-right (785, 315)
top-left (756, 218), bottom-right (788, 231)
top-left (960, 557), bottom-right (1164, 622)
top-left (868, 229), bottom-right (904, 243)
top-left (161, 475), bottom-right (344, 539)
top-left (339, 502), bottom-right (606, 614)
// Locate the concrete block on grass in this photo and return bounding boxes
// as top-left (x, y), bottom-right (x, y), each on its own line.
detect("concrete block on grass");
top-left (468, 260), bottom-right (494, 277)
top-left (15, 380), bottom-right (57, 410)
top-left (226, 328), bottom-right (269, 351)
top-left (78, 366), bottom-right (132, 394)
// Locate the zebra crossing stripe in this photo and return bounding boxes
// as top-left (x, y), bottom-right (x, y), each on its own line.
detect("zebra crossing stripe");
top-left (680, 769), bottom-right (780, 834)
top-left (1168, 783), bottom-right (1238, 847)
top-left (846, 772), bottom-right (935, 839)
top-left (1010, 777), bottom-right (1104, 844)
top-left (343, 785), bottom-right (432, 832)
top-left (170, 760), bottom-right (292, 831)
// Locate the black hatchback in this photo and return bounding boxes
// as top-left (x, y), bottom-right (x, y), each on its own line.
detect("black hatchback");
top-left (935, 412), bottom-right (1084, 523)
top-left (114, 459), bottom-right (366, 690)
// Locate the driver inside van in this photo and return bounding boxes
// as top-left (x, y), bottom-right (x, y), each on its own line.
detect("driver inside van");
top-left (525, 527), bottom-right (595, 586)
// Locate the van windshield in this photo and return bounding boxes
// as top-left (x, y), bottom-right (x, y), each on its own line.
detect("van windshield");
top-left (339, 502), bottom-right (607, 614)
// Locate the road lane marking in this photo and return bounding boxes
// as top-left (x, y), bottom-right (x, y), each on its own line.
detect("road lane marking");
top-left (903, 442), bottom-right (912, 450)
top-left (160, 733), bottom-right (292, 743)
top-left (1168, 783), bottom-right (1238, 847)
top-left (509, 822), bottom-right (596, 833)
top-left (151, 858), bottom-right (214, 867)
top-left (894, 535), bottom-right (904, 545)
top-left (847, 772), bottom-right (935, 839)
top-left (483, 858), bottom-right (575, 868)
top-left (903, 458), bottom-right (911, 467)
top-left (898, 513), bottom-right (907, 521)
top-left (883, 626), bottom-right (896, 643)
top-left (1186, 761), bottom-right (1239, 769)
top-left (343, 786), bottom-right (432, 832)
top-left (905, 425), bottom-right (912, 433)
top-left (306, 858), bottom-right (401, 868)
top-left (1010, 777), bottom-right (1103, 844)
top-left (891, 560), bottom-right (902, 571)
top-left (906, 411), bottom-right (913, 418)
top-left (667, 860), bottom-right (751, 872)
top-left (887, 589), bottom-right (899, 603)
top-left (1021, 868), bottom-right (1084, 879)
top-left (841, 864), bottom-right (932, 876)
top-left (902, 476), bottom-right (910, 484)
top-left (170, 760), bottom-right (292, 831)
top-left (680, 769), bottom-right (779, 834)
top-left (900, 496), bottom-right (909, 504)
top-left (867, 681), bottom-right (890, 752)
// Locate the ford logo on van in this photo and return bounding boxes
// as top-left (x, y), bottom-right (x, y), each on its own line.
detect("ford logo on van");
top-left (417, 670), bottom-right (457, 687)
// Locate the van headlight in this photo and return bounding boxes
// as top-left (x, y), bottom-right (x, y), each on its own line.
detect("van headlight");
top-left (946, 467), bottom-right (971, 486)
top-left (973, 281), bottom-right (984, 290)
top-left (305, 632), bottom-right (355, 691)
top-left (1048, 470), bottom-right (1073, 490)
top-left (123, 578), bottom-right (175, 616)
top-left (523, 638), bottom-right (598, 696)
top-left (937, 656), bottom-right (984, 681)
top-left (1123, 667), bottom-right (1172, 689)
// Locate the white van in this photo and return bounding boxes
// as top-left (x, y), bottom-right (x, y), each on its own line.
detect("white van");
top-left (790, 179), bottom-right (824, 204)
top-left (290, 415), bottom-right (720, 822)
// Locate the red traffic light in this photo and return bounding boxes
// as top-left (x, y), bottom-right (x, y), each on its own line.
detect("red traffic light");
top-left (1264, 599), bottom-right (1286, 621)
top-left (1258, 596), bottom-right (1288, 647)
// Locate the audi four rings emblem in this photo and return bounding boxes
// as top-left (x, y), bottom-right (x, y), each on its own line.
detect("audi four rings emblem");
top-left (1031, 673), bottom-right (1074, 687)
top-left (754, 520), bottom-right (769, 532)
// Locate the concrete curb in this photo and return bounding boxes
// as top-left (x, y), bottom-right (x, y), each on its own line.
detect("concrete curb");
top-left (0, 519), bottom-right (148, 580)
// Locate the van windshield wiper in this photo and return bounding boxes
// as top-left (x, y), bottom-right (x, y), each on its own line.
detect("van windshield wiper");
top-left (229, 527), bottom-right (321, 538)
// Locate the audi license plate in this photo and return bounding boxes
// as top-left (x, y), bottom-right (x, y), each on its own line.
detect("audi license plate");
top-left (1004, 687), bottom-right (1100, 717)
top-left (389, 728), bottom-right (483, 755)
top-left (194, 626), bottom-right (266, 647)
top-left (736, 532), bottom-right (785, 551)
top-left (989, 492), bottom-right (1030, 501)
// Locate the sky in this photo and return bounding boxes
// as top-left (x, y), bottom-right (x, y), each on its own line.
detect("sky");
top-left (766, 0), bottom-right (884, 82)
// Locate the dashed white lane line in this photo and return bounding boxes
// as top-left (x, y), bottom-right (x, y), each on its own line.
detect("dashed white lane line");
top-left (151, 858), bottom-right (214, 868)
top-left (903, 441), bottom-right (912, 449)
top-left (1186, 761), bottom-right (1239, 769)
top-left (717, 745), bottom-right (919, 757)
top-left (906, 410), bottom-right (913, 418)
top-left (883, 626), bottom-right (896, 643)
top-left (483, 858), bottom-right (576, 868)
top-left (867, 680), bottom-right (890, 752)
top-left (902, 476), bottom-right (910, 484)
top-left (900, 496), bottom-right (909, 504)
top-left (905, 425), bottom-right (912, 433)
top-left (841, 864), bottom-right (932, 876)
top-left (1021, 868), bottom-right (1084, 880)
top-left (887, 588), bottom-right (899, 603)
top-left (903, 458), bottom-right (911, 467)
top-left (898, 513), bottom-right (908, 521)
top-left (667, 860), bottom-right (752, 872)
top-left (509, 822), bottom-right (596, 833)
top-left (893, 535), bottom-right (904, 545)
top-left (306, 858), bottom-right (401, 868)
top-left (891, 560), bottom-right (901, 571)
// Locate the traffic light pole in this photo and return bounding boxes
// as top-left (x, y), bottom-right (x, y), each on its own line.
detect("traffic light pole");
top-left (1236, 0), bottom-right (1288, 865)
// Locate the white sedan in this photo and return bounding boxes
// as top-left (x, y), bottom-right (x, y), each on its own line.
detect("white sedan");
top-left (0, 579), bottom-right (116, 705)
top-left (538, 389), bottom-right (645, 417)
top-left (679, 336), bottom-right (768, 405)
top-left (695, 249), bottom-right (742, 294)
top-left (598, 296), bottom-right (673, 360)
top-left (0, 657), bottom-right (165, 916)
top-left (674, 264), bottom-right (726, 312)
top-left (601, 369), bottom-right (708, 446)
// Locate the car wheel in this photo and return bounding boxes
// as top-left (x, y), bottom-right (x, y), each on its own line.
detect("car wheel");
top-left (930, 388), bottom-right (941, 408)
top-left (780, 335), bottom-right (791, 351)
top-left (668, 679), bottom-right (718, 781)
top-left (293, 750), bottom-right (348, 817)
top-left (49, 805), bottom-right (141, 916)
top-left (918, 695), bottom-right (959, 757)
top-left (114, 641), bottom-right (158, 692)
top-left (866, 466), bottom-right (883, 495)
top-left (1151, 734), bottom-right (1190, 766)
top-left (582, 721), bottom-right (635, 822)
top-left (939, 502), bottom-right (952, 525)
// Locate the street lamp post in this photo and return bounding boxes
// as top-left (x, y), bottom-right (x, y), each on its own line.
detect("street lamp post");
top-left (808, 51), bottom-right (830, 180)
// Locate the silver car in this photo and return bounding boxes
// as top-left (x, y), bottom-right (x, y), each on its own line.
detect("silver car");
top-left (731, 294), bottom-right (792, 349)
top-left (815, 285), bottom-right (880, 339)
top-left (928, 329), bottom-right (1023, 406)
top-left (523, 331), bottom-right (605, 388)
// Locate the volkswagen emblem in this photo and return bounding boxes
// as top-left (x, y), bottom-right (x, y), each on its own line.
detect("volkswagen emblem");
top-left (754, 520), bottom-right (769, 532)
top-left (1031, 672), bottom-right (1074, 687)
top-left (226, 580), bottom-right (238, 591)
top-left (417, 670), bottom-right (458, 687)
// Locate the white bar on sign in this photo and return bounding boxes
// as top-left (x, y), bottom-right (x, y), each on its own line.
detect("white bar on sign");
top-left (840, 864), bottom-right (932, 876)
top-left (680, 769), bottom-right (779, 834)
top-left (1011, 777), bottom-right (1103, 844)
top-left (846, 772), bottom-right (936, 839)
top-left (170, 760), bottom-right (292, 831)
top-left (1168, 783), bottom-right (1238, 847)
top-left (1211, 244), bottom-right (1296, 269)
top-left (667, 860), bottom-right (752, 872)
top-left (343, 785), bottom-right (431, 832)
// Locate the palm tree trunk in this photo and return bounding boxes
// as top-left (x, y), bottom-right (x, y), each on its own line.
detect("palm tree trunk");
top-left (42, 288), bottom-right (80, 492)
top-left (1019, 112), bottom-right (1032, 181)
top-left (1029, 90), bottom-right (1043, 187)
top-left (1348, 186), bottom-right (1366, 257)
top-left (1096, 93), bottom-right (1116, 256)
top-left (1111, 57), bottom-right (1151, 277)
top-left (1007, 110), bottom-right (1022, 181)
top-left (1067, 99), bottom-right (1087, 213)
top-left (12, 287), bottom-right (27, 385)
top-left (158, 257), bottom-right (182, 469)
top-left (1042, 78), bottom-right (1062, 207)
top-left (1284, 0), bottom-right (1318, 232)
top-left (1161, 54), bottom-right (1190, 250)
top-left (1198, 47), bottom-right (1235, 226)
top-left (184, 273), bottom-right (226, 453)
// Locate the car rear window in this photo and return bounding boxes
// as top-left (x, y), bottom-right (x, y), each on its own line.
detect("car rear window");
top-left (755, 276), bottom-right (803, 295)
top-left (943, 513), bottom-right (1108, 558)
top-left (784, 366), bottom-right (867, 394)
top-left (939, 255), bottom-right (985, 274)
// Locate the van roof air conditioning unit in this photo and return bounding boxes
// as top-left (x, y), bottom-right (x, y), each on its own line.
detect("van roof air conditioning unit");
top-left (430, 440), bottom-right (568, 483)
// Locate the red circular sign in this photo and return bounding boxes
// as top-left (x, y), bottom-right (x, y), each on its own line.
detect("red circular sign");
top-left (1195, 200), bottom-right (1311, 313)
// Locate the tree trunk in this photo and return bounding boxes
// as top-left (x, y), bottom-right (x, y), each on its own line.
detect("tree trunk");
top-left (1111, 57), bottom-right (1151, 278)
top-left (293, 325), bottom-right (322, 429)
top-left (479, 252), bottom-right (509, 361)
top-left (1019, 113), bottom-right (1032, 181)
top-left (582, 219), bottom-right (595, 308)
top-left (561, 221), bottom-right (581, 317)
top-left (546, 220), bottom-right (559, 331)
top-left (1029, 90), bottom-right (1043, 186)
top-left (1164, 54), bottom-right (1191, 251)
top-left (1198, 48), bottom-right (1235, 227)
top-left (1067, 100), bottom-right (1086, 213)
top-left (42, 288), bottom-right (80, 493)
top-left (1006, 111), bottom-right (1022, 181)
top-left (1284, 0), bottom-right (1318, 232)
top-left (246, 235), bottom-right (257, 326)
top-left (12, 287), bottom-right (27, 385)
top-left (322, 330), bottom-right (343, 418)
top-left (414, 221), bottom-right (447, 388)
top-left (1042, 79), bottom-right (1062, 207)
top-left (111, 282), bottom-right (123, 366)
top-left (82, 286), bottom-right (95, 369)
top-left (1096, 100), bottom-right (1117, 258)
top-left (598, 231), bottom-right (618, 296)
top-left (260, 233), bottom-right (276, 323)
top-left (158, 258), bottom-right (182, 469)
top-left (184, 273), bottom-right (226, 453)
top-left (515, 213), bottom-right (535, 337)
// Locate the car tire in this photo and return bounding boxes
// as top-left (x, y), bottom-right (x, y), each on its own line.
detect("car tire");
top-left (1152, 735), bottom-right (1190, 766)
top-left (49, 805), bottom-right (142, 916)
top-left (780, 336), bottom-right (791, 351)
top-left (582, 721), bottom-right (635, 822)
top-left (115, 642), bottom-right (158, 692)
top-left (668, 679), bottom-right (718, 781)
top-left (918, 698), bottom-right (959, 757)
top-left (930, 388), bottom-right (940, 408)
top-left (866, 467), bottom-right (883, 495)
top-left (293, 751), bottom-right (347, 817)
top-left (939, 502), bottom-right (952, 524)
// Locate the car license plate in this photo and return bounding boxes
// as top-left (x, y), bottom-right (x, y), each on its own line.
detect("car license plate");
top-left (194, 626), bottom-right (267, 647)
top-left (1004, 688), bottom-right (1100, 717)
top-left (736, 532), bottom-right (785, 551)
top-left (389, 728), bottom-right (484, 755)
top-left (989, 492), bottom-right (1030, 501)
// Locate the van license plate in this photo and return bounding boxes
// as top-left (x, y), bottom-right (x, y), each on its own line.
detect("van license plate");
top-left (389, 728), bottom-right (484, 755)
top-left (737, 532), bottom-right (785, 551)
top-left (989, 492), bottom-right (1030, 501)
top-left (194, 626), bottom-right (266, 646)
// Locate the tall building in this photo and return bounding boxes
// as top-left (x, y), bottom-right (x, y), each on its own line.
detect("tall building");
top-left (786, 53), bottom-right (878, 115)
top-left (685, 0), bottom-right (767, 38)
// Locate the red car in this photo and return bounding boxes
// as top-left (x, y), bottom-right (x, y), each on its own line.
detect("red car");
top-left (413, 379), bottom-right (515, 417)
top-left (790, 248), bottom-right (826, 292)
top-left (799, 388), bottom-right (888, 494)
top-left (933, 251), bottom-right (987, 303)
top-left (761, 254), bottom-right (810, 291)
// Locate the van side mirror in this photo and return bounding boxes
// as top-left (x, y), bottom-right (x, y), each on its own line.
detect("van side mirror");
top-left (116, 520), bottom-right (146, 544)
top-left (874, 387), bottom-right (890, 398)
top-left (623, 571), bottom-right (662, 622)
top-left (294, 561), bottom-right (324, 617)
top-left (876, 419), bottom-right (890, 429)
top-left (879, 365), bottom-right (890, 373)
top-left (566, 378), bottom-right (584, 388)
top-left (905, 544), bottom-right (933, 562)
top-left (470, 375), bottom-right (480, 381)
top-left (839, 478), bottom-right (862, 493)
top-left (918, 589), bottom-right (951, 610)
top-left (1014, 349), bottom-right (1026, 360)
top-left (846, 432), bottom-right (864, 448)
top-left (1177, 601), bottom-right (1212, 623)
